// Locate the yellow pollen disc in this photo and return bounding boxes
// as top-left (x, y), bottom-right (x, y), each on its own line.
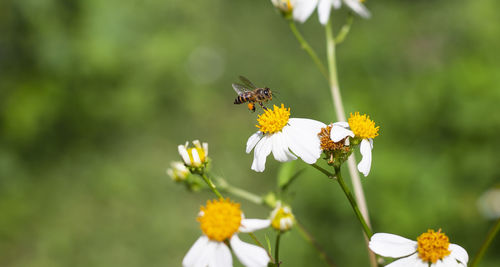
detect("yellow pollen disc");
top-left (348, 112), bottom-right (380, 139)
top-left (198, 198), bottom-right (242, 242)
top-left (417, 229), bottom-right (451, 263)
top-left (256, 104), bottom-right (290, 134)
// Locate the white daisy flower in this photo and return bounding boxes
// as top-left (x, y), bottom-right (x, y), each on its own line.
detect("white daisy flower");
top-left (183, 198), bottom-right (271, 267)
top-left (270, 201), bottom-right (295, 231)
top-left (178, 140), bottom-right (209, 168)
top-left (330, 112), bottom-right (379, 176)
top-left (166, 161), bottom-right (190, 181)
top-left (369, 230), bottom-right (469, 267)
top-left (246, 104), bottom-right (326, 172)
top-left (277, 0), bottom-right (370, 25)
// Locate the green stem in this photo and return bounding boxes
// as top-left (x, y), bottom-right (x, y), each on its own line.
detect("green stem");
top-left (275, 231), bottom-right (282, 266)
top-left (470, 218), bottom-right (500, 267)
top-left (334, 167), bottom-right (373, 238)
top-left (311, 163), bottom-right (335, 178)
top-left (288, 20), bottom-right (329, 80)
top-left (199, 173), bottom-right (224, 199)
top-left (295, 219), bottom-right (337, 267)
top-left (216, 177), bottom-right (263, 205)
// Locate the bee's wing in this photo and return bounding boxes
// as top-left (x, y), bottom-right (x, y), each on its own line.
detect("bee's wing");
top-left (232, 83), bottom-right (250, 95)
top-left (239, 76), bottom-right (257, 89)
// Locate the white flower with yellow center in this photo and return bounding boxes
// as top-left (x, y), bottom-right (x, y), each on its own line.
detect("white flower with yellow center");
top-left (369, 230), bottom-right (468, 267)
top-left (183, 198), bottom-right (271, 267)
top-left (330, 112), bottom-right (379, 176)
top-left (246, 104), bottom-right (325, 172)
top-left (318, 0), bottom-right (370, 25)
top-left (178, 140), bottom-right (208, 168)
top-left (270, 202), bottom-right (295, 231)
top-left (166, 161), bottom-right (190, 181)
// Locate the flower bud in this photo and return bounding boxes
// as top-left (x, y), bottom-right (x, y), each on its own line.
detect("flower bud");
top-left (166, 161), bottom-right (190, 182)
top-left (270, 202), bottom-right (295, 231)
top-left (178, 140), bottom-right (209, 168)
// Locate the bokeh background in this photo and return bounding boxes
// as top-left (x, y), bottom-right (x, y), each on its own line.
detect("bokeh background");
top-left (1, 0), bottom-right (499, 266)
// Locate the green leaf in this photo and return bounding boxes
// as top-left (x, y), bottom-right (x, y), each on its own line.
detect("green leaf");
top-left (265, 234), bottom-right (272, 255)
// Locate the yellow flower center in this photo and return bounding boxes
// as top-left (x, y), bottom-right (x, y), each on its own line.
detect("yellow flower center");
top-left (417, 229), bottom-right (451, 263)
top-left (348, 112), bottom-right (379, 139)
top-left (198, 198), bottom-right (242, 242)
top-left (256, 104), bottom-right (290, 134)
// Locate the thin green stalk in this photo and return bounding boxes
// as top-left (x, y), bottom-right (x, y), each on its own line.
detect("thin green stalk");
top-left (295, 219), bottom-right (337, 267)
top-left (275, 231), bottom-right (282, 266)
top-left (199, 173), bottom-right (224, 199)
top-left (288, 20), bottom-right (329, 80)
top-left (334, 166), bottom-right (373, 238)
top-left (470, 218), bottom-right (500, 267)
top-left (311, 163), bottom-right (335, 178)
top-left (216, 177), bottom-right (263, 205)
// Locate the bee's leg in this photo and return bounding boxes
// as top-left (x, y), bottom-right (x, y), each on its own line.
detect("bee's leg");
top-left (259, 102), bottom-right (268, 110)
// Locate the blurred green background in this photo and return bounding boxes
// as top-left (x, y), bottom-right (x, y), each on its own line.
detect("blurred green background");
top-left (1, 0), bottom-right (499, 266)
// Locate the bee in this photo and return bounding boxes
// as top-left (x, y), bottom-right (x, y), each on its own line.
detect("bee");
top-left (232, 76), bottom-right (273, 112)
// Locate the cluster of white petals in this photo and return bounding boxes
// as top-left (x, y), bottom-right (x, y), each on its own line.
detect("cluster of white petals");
top-left (247, 118), bottom-right (325, 172)
top-left (178, 140), bottom-right (208, 167)
top-left (290, 0), bottom-right (370, 25)
top-left (183, 218), bottom-right (271, 267)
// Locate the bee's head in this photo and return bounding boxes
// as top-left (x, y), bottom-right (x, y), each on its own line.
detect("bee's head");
top-left (264, 88), bottom-right (272, 98)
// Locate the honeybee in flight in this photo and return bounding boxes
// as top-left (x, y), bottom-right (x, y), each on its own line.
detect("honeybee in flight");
top-left (232, 76), bottom-right (273, 112)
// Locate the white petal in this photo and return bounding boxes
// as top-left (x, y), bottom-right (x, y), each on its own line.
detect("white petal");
top-left (284, 118), bottom-right (324, 164)
top-left (212, 242), bottom-right (232, 267)
top-left (191, 148), bottom-right (202, 166)
top-left (183, 236), bottom-right (217, 267)
top-left (203, 142), bottom-right (209, 156)
top-left (332, 121), bottom-right (349, 128)
top-left (246, 132), bottom-right (263, 154)
top-left (369, 233), bottom-right (417, 258)
top-left (271, 132), bottom-right (297, 162)
top-left (293, 0), bottom-right (319, 23)
top-left (318, 0), bottom-right (333, 25)
top-left (230, 235), bottom-right (270, 267)
top-left (358, 138), bottom-right (373, 176)
top-left (178, 145), bottom-right (191, 165)
top-left (449, 243), bottom-right (469, 265)
top-left (385, 254), bottom-right (425, 267)
top-left (344, 0), bottom-right (371, 18)
top-left (239, 219), bottom-right (271, 233)
top-left (251, 135), bottom-right (273, 172)
top-left (330, 124), bottom-right (354, 142)
top-left (332, 0), bottom-right (341, 9)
